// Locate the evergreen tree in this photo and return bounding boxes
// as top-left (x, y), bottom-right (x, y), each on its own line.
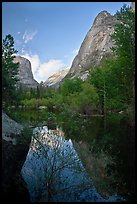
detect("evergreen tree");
top-left (36, 86), bottom-right (40, 99)
top-left (2, 34), bottom-right (19, 103)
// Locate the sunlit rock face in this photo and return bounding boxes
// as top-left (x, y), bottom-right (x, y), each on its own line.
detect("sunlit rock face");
top-left (66, 11), bottom-right (117, 80)
top-left (43, 68), bottom-right (70, 89)
top-left (21, 126), bottom-right (124, 202)
top-left (14, 56), bottom-right (39, 88)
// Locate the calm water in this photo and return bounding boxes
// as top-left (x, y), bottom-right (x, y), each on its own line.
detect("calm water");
top-left (8, 108), bottom-right (135, 201)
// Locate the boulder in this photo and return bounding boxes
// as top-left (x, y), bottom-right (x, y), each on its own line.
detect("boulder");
top-left (2, 111), bottom-right (31, 202)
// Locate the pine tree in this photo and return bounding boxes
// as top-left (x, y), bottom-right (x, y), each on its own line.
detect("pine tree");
top-left (2, 34), bottom-right (19, 103)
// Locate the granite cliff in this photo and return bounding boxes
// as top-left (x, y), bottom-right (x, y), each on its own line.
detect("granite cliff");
top-left (65, 11), bottom-right (117, 80)
top-left (14, 56), bottom-right (39, 88)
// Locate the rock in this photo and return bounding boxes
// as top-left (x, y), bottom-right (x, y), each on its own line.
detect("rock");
top-left (44, 67), bottom-right (70, 89)
top-left (65, 11), bottom-right (117, 80)
top-left (14, 56), bottom-right (39, 89)
top-left (2, 111), bottom-right (31, 202)
top-left (2, 140), bottom-right (30, 203)
top-left (2, 111), bottom-right (23, 145)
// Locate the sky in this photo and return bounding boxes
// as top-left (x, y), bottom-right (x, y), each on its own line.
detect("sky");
top-left (2, 2), bottom-right (131, 83)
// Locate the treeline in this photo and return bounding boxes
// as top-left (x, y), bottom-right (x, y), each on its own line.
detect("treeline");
top-left (2, 5), bottom-right (135, 119)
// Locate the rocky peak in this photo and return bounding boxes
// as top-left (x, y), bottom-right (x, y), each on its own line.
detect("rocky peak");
top-left (93, 11), bottom-right (111, 27)
top-left (14, 56), bottom-right (39, 88)
top-left (65, 10), bottom-right (117, 80)
top-left (44, 68), bottom-right (70, 89)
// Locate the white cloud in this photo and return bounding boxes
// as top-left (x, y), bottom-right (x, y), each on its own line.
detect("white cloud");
top-left (22, 30), bottom-right (37, 44)
top-left (20, 53), bottom-right (66, 82)
top-left (37, 59), bottom-right (65, 82)
top-left (17, 31), bottom-right (21, 35)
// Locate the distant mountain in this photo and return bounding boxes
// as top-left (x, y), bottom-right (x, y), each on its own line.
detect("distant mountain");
top-left (14, 56), bottom-right (39, 89)
top-left (43, 68), bottom-right (70, 89)
top-left (65, 11), bottom-right (117, 80)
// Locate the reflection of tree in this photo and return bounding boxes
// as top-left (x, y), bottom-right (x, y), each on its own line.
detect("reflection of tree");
top-left (27, 126), bottom-right (94, 202)
top-left (73, 139), bottom-right (116, 198)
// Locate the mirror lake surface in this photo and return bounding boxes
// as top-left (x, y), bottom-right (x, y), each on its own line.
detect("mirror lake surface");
top-left (8, 108), bottom-right (135, 202)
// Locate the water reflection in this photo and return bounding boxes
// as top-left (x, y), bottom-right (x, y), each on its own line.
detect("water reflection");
top-left (71, 115), bottom-right (135, 201)
top-left (9, 109), bottom-right (135, 201)
top-left (21, 126), bottom-right (123, 202)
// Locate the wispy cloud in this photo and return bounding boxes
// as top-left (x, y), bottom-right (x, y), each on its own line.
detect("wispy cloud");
top-left (22, 30), bottom-right (37, 44)
top-left (17, 31), bottom-right (21, 35)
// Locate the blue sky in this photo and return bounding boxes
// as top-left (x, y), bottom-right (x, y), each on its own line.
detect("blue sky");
top-left (2, 2), bottom-right (131, 82)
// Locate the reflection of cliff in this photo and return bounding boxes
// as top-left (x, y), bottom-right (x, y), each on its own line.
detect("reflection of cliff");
top-left (21, 126), bottom-right (109, 202)
top-left (73, 140), bottom-right (114, 198)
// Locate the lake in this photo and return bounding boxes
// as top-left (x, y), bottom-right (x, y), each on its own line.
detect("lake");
top-left (7, 108), bottom-right (135, 201)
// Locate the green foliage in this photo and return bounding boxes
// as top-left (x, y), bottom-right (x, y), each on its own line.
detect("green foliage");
top-left (112, 4), bottom-right (135, 64)
top-left (73, 82), bottom-right (99, 114)
top-left (89, 58), bottom-right (132, 112)
top-left (80, 82), bottom-right (99, 105)
top-left (36, 86), bottom-right (40, 99)
top-left (89, 61), bottom-right (110, 113)
top-left (111, 4), bottom-right (135, 100)
top-left (61, 78), bottom-right (83, 96)
top-left (21, 98), bottom-right (47, 109)
top-left (2, 34), bottom-right (19, 103)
